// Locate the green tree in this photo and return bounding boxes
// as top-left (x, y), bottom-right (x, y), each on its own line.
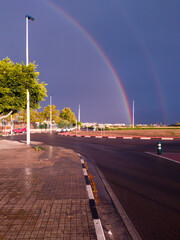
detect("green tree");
top-left (41, 105), bottom-right (60, 123)
top-left (58, 119), bottom-right (72, 128)
top-left (30, 109), bottom-right (41, 123)
top-left (12, 109), bottom-right (41, 123)
top-left (12, 110), bottom-right (26, 122)
top-left (77, 121), bottom-right (81, 126)
top-left (0, 58), bottom-right (47, 120)
top-left (38, 111), bottom-right (44, 124)
top-left (60, 107), bottom-right (76, 125)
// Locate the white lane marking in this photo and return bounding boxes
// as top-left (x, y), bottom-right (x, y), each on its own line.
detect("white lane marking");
top-left (93, 219), bottom-right (106, 240)
top-left (108, 136), bottom-right (116, 139)
top-left (145, 152), bottom-right (180, 164)
top-left (123, 137), bottom-right (133, 139)
top-left (85, 136), bottom-right (91, 138)
top-left (86, 185), bottom-right (94, 200)
top-left (96, 136), bottom-right (102, 138)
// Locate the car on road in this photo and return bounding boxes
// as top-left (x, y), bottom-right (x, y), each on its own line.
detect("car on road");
top-left (12, 128), bottom-right (27, 134)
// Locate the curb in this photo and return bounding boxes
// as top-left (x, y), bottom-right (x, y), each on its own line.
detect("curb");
top-left (58, 133), bottom-right (178, 141)
top-left (78, 154), bottom-right (106, 240)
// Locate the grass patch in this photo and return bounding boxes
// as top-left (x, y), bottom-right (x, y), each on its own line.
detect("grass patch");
top-left (84, 161), bottom-right (98, 204)
top-left (34, 145), bottom-right (43, 151)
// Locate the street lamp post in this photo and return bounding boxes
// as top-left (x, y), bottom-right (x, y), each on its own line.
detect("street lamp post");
top-left (50, 96), bottom-right (52, 133)
top-left (26, 15), bottom-right (34, 145)
top-left (132, 100), bottom-right (135, 128)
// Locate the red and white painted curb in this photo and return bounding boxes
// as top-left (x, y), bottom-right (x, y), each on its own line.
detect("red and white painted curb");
top-left (58, 133), bottom-right (178, 141)
top-left (78, 154), bottom-right (106, 240)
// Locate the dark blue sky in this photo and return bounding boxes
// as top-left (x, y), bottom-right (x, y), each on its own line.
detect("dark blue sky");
top-left (1, 0), bottom-right (180, 124)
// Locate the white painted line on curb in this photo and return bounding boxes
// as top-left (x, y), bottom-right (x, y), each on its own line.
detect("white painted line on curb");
top-left (161, 138), bottom-right (173, 140)
top-left (146, 152), bottom-right (180, 164)
top-left (140, 137), bottom-right (151, 140)
top-left (86, 185), bottom-right (94, 200)
top-left (78, 154), bottom-right (106, 240)
top-left (83, 168), bottom-right (88, 176)
top-left (60, 134), bottom-right (179, 141)
top-left (93, 219), bottom-right (106, 240)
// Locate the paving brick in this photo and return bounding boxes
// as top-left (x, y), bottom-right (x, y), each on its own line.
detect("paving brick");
top-left (0, 141), bottom-right (97, 239)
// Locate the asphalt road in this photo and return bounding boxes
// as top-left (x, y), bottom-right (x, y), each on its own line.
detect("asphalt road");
top-left (8, 133), bottom-right (180, 240)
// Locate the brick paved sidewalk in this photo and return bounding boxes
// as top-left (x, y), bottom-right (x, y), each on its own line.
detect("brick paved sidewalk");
top-left (0, 140), bottom-right (97, 240)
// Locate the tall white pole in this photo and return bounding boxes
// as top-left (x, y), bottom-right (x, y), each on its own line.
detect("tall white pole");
top-left (78, 104), bottom-right (80, 122)
top-left (26, 15), bottom-right (34, 145)
top-left (26, 16), bottom-right (30, 145)
top-left (50, 96), bottom-right (52, 133)
top-left (78, 104), bottom-right (80, 131)
top-left (132, 100), bottom-right (134, 128)
top-left (76, 119), bottom-right (77, 135)
top-left (10, 115), bottom-right (13, 135)
top-left (26, 17), bottom-right (29, 66)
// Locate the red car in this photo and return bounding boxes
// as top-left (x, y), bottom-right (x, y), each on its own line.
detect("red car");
top-left (12, 128), bottom-right (27, 133)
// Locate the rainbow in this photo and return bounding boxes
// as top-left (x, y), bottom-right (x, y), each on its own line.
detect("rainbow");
top-left (114, 0), bottom-right (167, 122)
top-left (45, 0), bottom-right (132, 124)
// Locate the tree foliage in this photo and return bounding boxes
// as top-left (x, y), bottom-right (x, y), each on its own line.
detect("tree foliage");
top-left (58, 119), bottom-right (72, 128)
top-left (77, 121), bottom-right (81, 126)
top-left (13, 109), bottom-right (41, 123)
top-left (0, 58), bottom-right (47, 119)
top-left (41, 105), bottom-right (60, 123)
top-left (12, 105), bottom-right (60, 124)
top-left (60, 107), bottom-right (76, 125)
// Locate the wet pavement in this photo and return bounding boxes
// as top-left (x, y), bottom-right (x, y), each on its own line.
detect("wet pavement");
top-left (0, 140), bottom-right (96, 239)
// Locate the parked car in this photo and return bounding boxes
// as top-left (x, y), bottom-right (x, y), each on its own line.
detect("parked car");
top-left (12, 128), bottom-right (27, 134)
